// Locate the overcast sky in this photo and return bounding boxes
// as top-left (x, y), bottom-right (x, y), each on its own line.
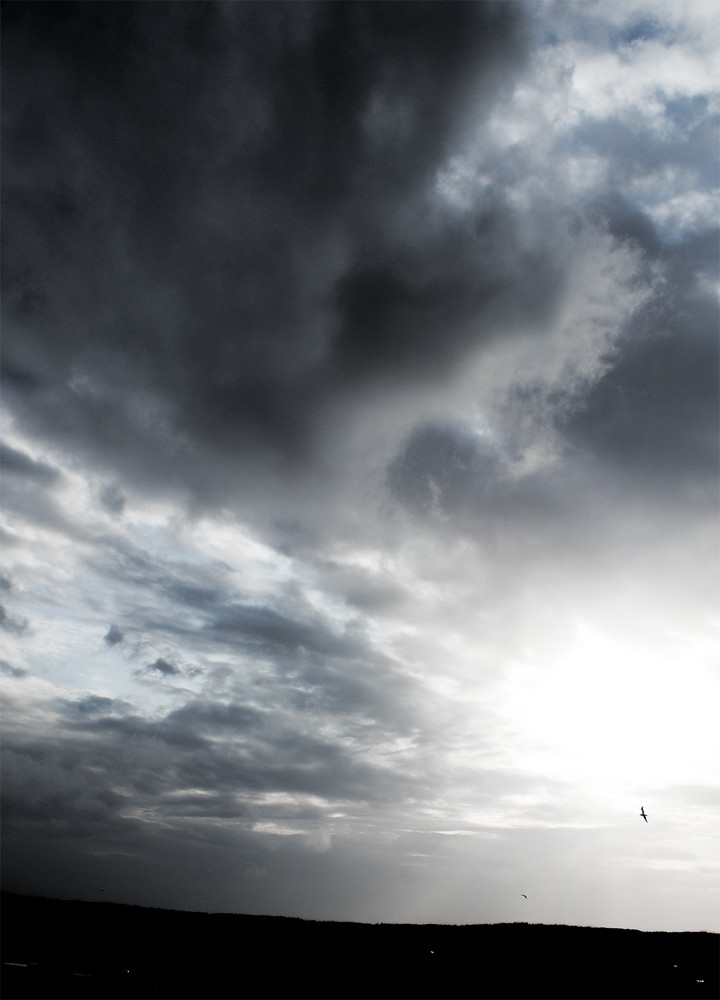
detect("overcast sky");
top-left (1, 0), bottom-right (718, 932)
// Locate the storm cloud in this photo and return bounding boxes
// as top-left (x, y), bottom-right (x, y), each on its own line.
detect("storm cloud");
top-left (2, 1), bottom-right (537, 492)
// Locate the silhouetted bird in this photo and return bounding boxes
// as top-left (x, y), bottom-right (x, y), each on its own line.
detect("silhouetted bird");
top-left (640, 807), bottom-right (648, 823)
top-left (521, 894), bottom-right (528, 899)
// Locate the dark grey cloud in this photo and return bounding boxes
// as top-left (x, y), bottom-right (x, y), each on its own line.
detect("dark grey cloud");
top-left (5, 0), bottom-right (712, 543)
top-left (0, 440), bottom-right (80, 539)
top-left (0, 659), bottom-right (29, 679)
top-left (0, 602), bottom-right (29, 636)
top-left (164, 701), bottom-right (262, 735)
top-left (388, 422), bottom-right (502, 518)
top-left (0, 442), bottom-right (65, 528)
top-left (103, 624), bottom-right (124, 647)
top-left (588, 193), bottom-right (664, 260)
top-left (327, 212), bottom-right (564, 388)
top-left (1, 744), bottom-right (128, 826)
top-left (385, 418), bottom-right (586, 542)
top-left (131, 655), bottom-right (205, 686)
top-left (1, 689), bottom-right (420, 839)
top-left (143, 657), bottom-right (181, 677)
top-left (205, 601), bottom-right (364, 659)
top-left (1, 1), bottom-right (538, 498)
top-left (385, 209), bottom-right (718, 534)
top-left (310, 560), bottom-right (408, 615)
top-left (71, 694), bottom-right (131, 716)
top-left (0, 577), bottom-right (29, 637)
top-left (560, 233), bottom-right (719, 496)
top-left (2, 1), bottom-right (715, 529)
top-left (98, 482), bottom-right (126, 516)
top-left (0, 442), bottom-right (59, 484)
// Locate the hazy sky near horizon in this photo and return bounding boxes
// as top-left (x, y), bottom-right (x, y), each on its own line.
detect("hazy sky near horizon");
top-left (2, 0), bottom-right (718, 932)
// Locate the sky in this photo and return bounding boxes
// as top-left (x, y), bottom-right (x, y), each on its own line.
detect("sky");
top-left (1, 0), bottom-right (718, 933)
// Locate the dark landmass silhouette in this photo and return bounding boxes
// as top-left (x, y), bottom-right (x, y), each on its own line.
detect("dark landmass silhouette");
top-left (1, 892), bottom-right (718, 999)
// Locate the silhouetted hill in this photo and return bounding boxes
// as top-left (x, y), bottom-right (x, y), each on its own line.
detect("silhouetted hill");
top-left (1, 892), bottom-right (717, 999)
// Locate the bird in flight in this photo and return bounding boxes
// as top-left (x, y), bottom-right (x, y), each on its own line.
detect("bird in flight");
top-left (521, 894), bottom-right (527, 899)
top-left (640, 807), bottom-right (648, 823)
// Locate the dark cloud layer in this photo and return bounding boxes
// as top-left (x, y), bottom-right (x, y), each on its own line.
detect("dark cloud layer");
top-left (0, 442), bottom-right (59, 484)
top-left (556, 214), bottom-right (719, 507)
top-left (5, 1), bottom-right (714, 525)
top-left (0, 686), bottom-right (421, 859)
top-left (2, 0), bottom-right (534, 496)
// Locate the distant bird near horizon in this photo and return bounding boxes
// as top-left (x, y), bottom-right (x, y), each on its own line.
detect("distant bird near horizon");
top-left (640, 807), bottom-right (648, 823)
